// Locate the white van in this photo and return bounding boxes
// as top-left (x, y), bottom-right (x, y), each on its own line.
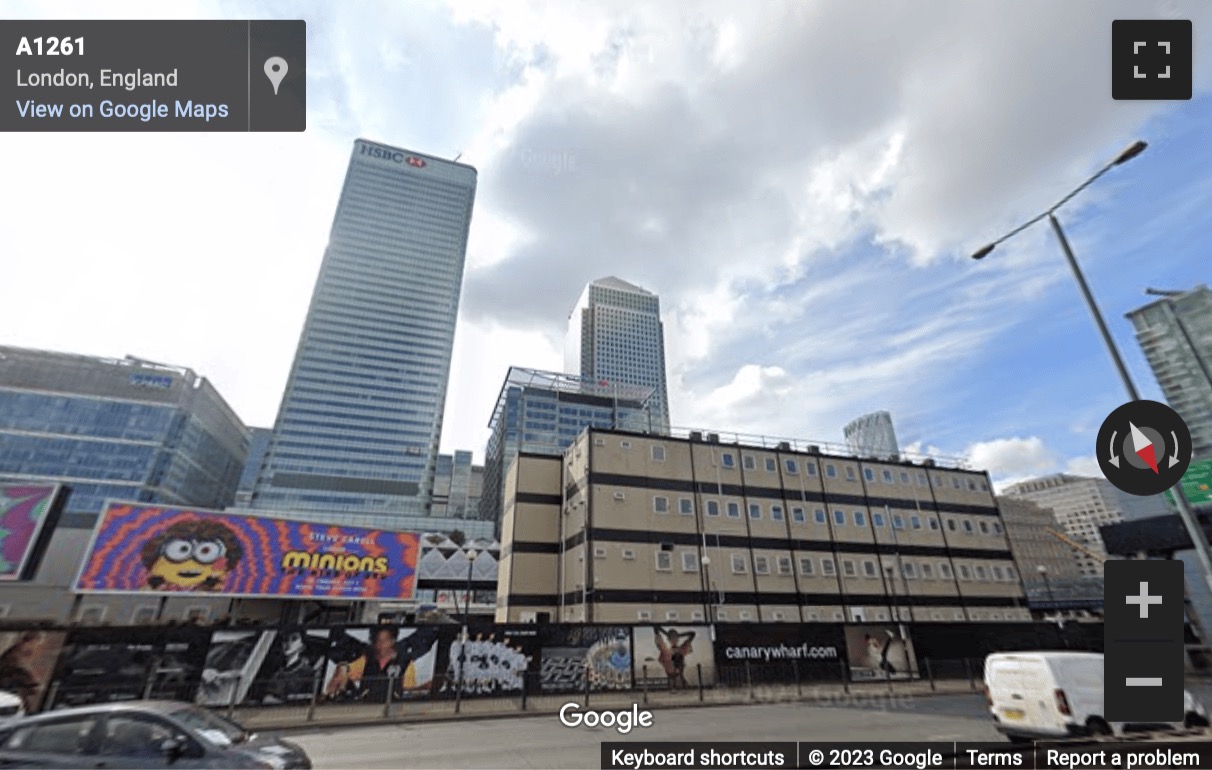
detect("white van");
top-left (983, 651), bottom-right (1208, 742)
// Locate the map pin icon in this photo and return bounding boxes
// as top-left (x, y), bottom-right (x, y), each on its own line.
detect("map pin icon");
top-left (264, 57), bottom-right (288, 95)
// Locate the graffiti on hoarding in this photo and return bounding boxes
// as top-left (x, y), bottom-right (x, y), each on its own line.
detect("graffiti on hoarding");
top-left (538, 626), bottom-right (632, 692)
top-left (75, 504), bottom-right (418, 599)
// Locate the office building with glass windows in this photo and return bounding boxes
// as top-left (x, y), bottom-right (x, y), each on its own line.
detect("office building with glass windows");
top-left (431, 450), bottom-right (484, 521)
top-left (1127, 285), bottom-right (1212, 462)
top-left (0, 346), bottom-right (248, 516)
top-left (482, 367), bottom-right (657, 532)
top-left (233, 427), bottom-right (272, 507)
top-left (250, 139), bottom-right (477, 529)
top-left (566, 277), bottom-right (671, 435)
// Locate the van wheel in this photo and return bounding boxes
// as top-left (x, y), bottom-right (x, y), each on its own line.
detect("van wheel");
top-left (1087, 718), bottom-right (1113, 736)
top-left (1184, 713), bottom-right (1209, 728)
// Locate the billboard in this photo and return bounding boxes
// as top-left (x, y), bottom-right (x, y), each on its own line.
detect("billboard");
top-left (74, 503), bottom-right (419, 599)
top-left (0, 484), bottom-right (63, 581)
top-left (1165, 458), bottom-right (1212, 506)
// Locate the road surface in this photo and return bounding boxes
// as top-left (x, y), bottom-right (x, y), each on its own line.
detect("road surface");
top-left (290, 699), bottom-right (1004, 769)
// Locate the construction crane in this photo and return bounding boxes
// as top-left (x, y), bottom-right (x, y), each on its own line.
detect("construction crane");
top-left (1145, 288), bottom-right (1184, 297)
top-left (1045, 528), bottom-right (1107, 563)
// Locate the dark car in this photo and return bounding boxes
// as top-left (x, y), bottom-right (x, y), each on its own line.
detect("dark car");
top-left (0, 700), bottom-right (310, 768)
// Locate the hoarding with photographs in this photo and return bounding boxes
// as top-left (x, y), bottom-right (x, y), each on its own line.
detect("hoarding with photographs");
top-left (245, 628), bottom-right (330, 705)
top-left (0, 483), bottom-right (64, 581)
top-left (537, 625), bottom-right (632, 693)
top-left (843, 624), bottom-right (918, 680)
top-left (0, 629), bottom-right (67, 713)
top-left (322, 626), bottom-right (443, 703)
top-left (148, 630), bottom-right (211, 702)
top-left (75, 503), bottom-right (419, 600)
top-left (200, 628), bottom-right (330, 707)
top-left (195, 630), bottom-right (274, 707)
top-left (50, 628), bottom-right (210, 707)
top-left (713, 623), bottom-right (847, 683)
top-left (633, 625), bottom-right (715, 689)
top-left (438, 624), bottom-right (538, 697)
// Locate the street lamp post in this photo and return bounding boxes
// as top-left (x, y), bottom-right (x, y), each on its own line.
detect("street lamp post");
top-left (454, 547), bottom-right (478, 713)
top-left (1037, 565), bottom-right (1054, 607)
top-left (972, 141), bottom-right (1212, 598)
top-left (701, 555), bottom-right (717, 641)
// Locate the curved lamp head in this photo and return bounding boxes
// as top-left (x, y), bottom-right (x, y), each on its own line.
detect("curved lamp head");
top-left (1114, 140), bottom-right (1147, 166)
top-left (971, 243), bottom-right (996, 261)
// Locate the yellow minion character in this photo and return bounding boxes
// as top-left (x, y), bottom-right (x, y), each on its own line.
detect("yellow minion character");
top-left (139, 519), bottom-right (243, 591)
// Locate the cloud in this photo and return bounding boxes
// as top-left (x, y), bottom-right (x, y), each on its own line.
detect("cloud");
top-left (1065, 455), bottom-right (1102, 477)
top-left (967, 437), bottom-right (1058, 478)
top-left (6, 0), bottom-right (1211, 469)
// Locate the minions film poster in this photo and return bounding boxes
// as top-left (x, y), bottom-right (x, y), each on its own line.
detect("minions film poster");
top-left (74, 503), bottom-right (419, 599)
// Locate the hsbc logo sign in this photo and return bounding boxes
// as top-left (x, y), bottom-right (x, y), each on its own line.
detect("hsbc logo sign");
top-left (357, 141), bottom-right (428, 168)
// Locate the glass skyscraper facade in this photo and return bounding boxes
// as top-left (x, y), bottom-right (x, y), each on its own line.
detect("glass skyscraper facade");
top-left (843, 410), bottom-right (901, 460)
top-left (233, 427), bottom-right (272, 507)
top-left (431, 450), bottom-right (483, 520)
top-left (482, 367), bottom-right (657, 530)
top-left (0, 346), bottom-right (249, 518)
top-left (251, 139), bottom-right (477, 528)
top-left (566, 277), bottom-right (671, 434)
top-left (1127, 285), bottom-right (1212, 462)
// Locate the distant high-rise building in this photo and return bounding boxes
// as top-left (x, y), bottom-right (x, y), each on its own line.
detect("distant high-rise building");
top-left (1001, 474), bottom-right (1168, 576)
top-left (844, 411), bottom-right (901, 459)
top-left (482, 367), bottom-right (657, 530)
top-left (1127, 285), bottom-right (1212, 461)
top-left (565, 277), bottom-right (670, 435)
top-left (0, 346), bottom-right (248, 516)
top-left (996, 496), bottom-right (1099, 605)
top-left (251, 139), bottom-right (477, 529)
top-left (431, 451), bottom-right (483, 520)
top-left (233, 427), bottom-right (272, 507)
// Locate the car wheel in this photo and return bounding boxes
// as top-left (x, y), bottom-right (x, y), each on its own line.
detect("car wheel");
top-left (1184, 712), bottom-right (1209, 728)
top-left (1087, 718), bottom-right (1113, 736)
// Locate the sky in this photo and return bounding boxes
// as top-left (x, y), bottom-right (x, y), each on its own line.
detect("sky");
top-left (6, 0), bottom-right (1212, 492)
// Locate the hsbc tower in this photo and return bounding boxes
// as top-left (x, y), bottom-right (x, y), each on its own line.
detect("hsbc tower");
top-left (251, 139), bottom-right (478, 529)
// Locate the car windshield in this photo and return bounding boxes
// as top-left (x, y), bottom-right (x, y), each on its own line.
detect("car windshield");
top-left (169, 706), bottom-right (248, 747)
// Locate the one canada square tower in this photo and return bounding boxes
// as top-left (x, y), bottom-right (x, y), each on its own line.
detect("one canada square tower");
top-left (251, 139), bottom-right (478, 529)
